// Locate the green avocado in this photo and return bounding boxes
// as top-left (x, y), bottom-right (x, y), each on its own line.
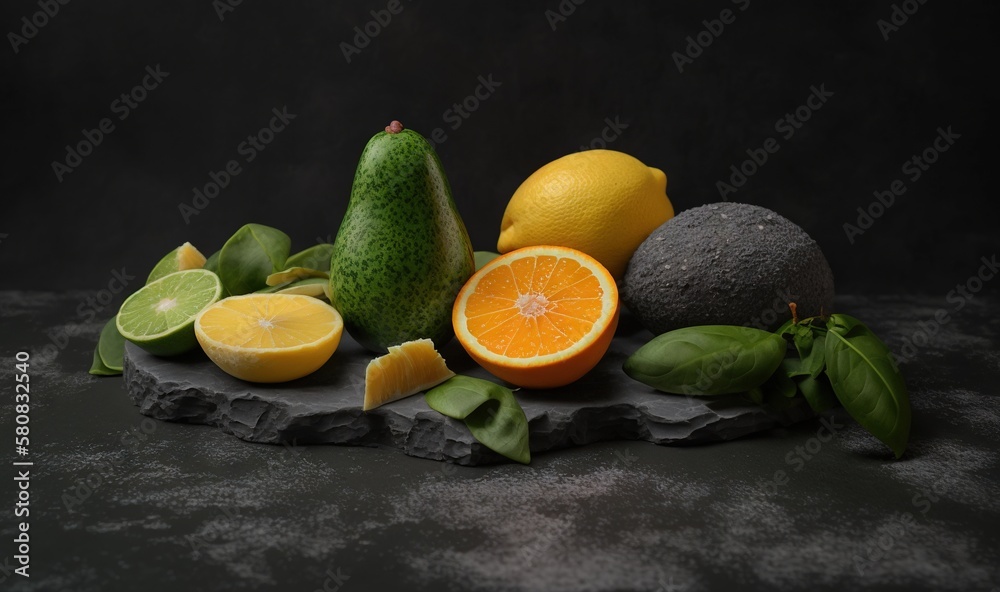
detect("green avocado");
top-left (330, 121), bottom-right (475, 353)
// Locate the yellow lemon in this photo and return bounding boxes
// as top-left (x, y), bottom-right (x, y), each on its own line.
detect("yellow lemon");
top-left (497, 150), bottom-right (674, 280)
top-left (194, 294), bottom-right (343, 383)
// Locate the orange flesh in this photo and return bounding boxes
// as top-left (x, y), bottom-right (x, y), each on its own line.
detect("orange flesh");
top-left (463, 255), bottom-right (607, 358)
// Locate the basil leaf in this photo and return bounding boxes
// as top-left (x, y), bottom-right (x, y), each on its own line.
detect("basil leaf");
top-left (775, 318), bottom-right (796, 337)
top-left (203, 249), bottom-right (221, 274)
top-left (796, 374), bottom-right (838, 413)
top-left (768, 365), bottom-right (798, 398)
top-left (218, 224), bottom-right (291, 295)
top-left (286, 243), bottom-right (334, 271)
top-left (794, 329), bottom-right (826, 379)
top-left (781, 356), bottom-right (809, 378)
top-left (474, 251), bottom-right (499, 271)
top-left (426, 375), bottom-right (530, 465)
top-left (825, 314), bottom-right (911, 458)
top-left (623, 325), bottom-right (787, 395)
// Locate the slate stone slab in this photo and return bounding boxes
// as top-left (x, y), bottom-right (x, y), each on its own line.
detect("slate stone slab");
top-left (123, 311), bottom-right (815, 465)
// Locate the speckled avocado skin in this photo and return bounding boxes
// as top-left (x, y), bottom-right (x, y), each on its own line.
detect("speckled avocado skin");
top-left (622, 202), bottom-right (834, 334)
top-left (330, 127), bottom-right (475, 353)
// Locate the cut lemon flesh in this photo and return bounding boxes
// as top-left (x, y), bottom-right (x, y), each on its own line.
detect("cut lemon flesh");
top-left (195, 294), bottom-right (343, 383)
top-left (363, 338), bottom-right (455, 411)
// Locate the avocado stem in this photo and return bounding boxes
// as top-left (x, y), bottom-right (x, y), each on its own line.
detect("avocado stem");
top-left (788, 302), bottom-right (799, 325)
top-left (385, 120), bottom-right (404, 134)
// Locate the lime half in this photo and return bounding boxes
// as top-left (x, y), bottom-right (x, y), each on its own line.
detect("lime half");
top-left (117, 269), bottom-right (222, 356)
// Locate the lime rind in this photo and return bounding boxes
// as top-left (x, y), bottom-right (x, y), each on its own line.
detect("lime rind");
top-left (97, 316), bottom-right (127, 371)
top-left (89, 347), bottom-right (119, 376)
top-left (117, 269), bottom-right (222, 356)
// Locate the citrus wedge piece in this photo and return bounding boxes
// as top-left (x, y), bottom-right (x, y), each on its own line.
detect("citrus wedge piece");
top-left (147, 242), bottom-right (208, 283)
top-left (97, 315), bottom-right (127, 371)
top-left (195, 294), bottom-right (343, 383)
top-left (453, 245), bottom-right (620, 389)
top-left (363, 338), bottom-right (455, 411)
top-left (117, 269), bottom-right (222, 356)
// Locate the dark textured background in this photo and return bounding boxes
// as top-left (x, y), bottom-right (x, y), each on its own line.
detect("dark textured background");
top-left (1, 0), bottom-right (997, 296)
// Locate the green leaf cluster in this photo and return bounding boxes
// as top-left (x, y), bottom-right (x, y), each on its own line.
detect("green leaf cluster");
top-left (624, 310), bottom-right (911, 458)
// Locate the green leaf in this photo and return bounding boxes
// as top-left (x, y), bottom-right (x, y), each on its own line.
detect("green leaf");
top-left (794, 329), bottom-right (827, 379)
top-left (203, 249), bottom-right (221, 274)
top-left (286, 243), bottom-right (334, 270)
top-left (825, 314), bottom-right (911, 458)
top-left (623, 325), bottom-right (787, 395)
top-left (89, 347), bottom-right (119, 376)
top-left (97, 316), bottom-right (126, 372)
top-left (781, 355), bottom-right (809, 378)
top-left (266, 267), bottom-right (329, 286)
top-left (796, 373), bottom-right (838, 413)
top-left (426, 375), bottom-right (530, 464)
top-left (218, 224), bottom-right (291, 295)
top-left (767, 365), bottom-right (798, 398)
top-left (754, 367), bottom-right (804, 412)
top-left (474, 251), bottom-right (500, 271)
top-left (775, 318), bottom-right (796, 337)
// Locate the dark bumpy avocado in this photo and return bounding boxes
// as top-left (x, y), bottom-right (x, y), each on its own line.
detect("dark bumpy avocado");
top-left (622, 202), bottom-right (834, 334)
top-left (330, 121), bottom-right (475, 353)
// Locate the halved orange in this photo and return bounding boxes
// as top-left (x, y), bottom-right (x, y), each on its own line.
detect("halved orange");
top-left (453, 245), bottom-right (620, 389)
